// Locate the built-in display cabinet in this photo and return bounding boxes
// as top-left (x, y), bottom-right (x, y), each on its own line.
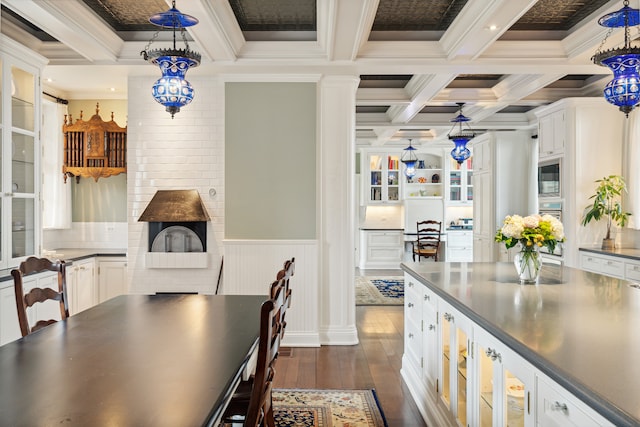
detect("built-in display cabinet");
top-left (404, 152), bottom-right (443, 199)
top-left (401, 271), bottom-right (615, 427)
top-left (0, 36), bottom-right (46, 270)
top-left (361, 150), bottom-right (401, 205)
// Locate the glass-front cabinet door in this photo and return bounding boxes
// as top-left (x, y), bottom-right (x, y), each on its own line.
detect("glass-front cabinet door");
top-left (474, 327), bottom-right (535, 427)
top-left (0, 39), bottom-right (44, 269)
top-left (440, 302), bottom-right (473, 426)
top-left (447, 155), bottom-right (473, 205)
top-left (364, 152), bottom-right (401, 204)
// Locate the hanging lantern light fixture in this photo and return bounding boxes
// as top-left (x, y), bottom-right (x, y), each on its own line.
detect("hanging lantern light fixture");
top-left (592, 0), bottom-right (640, 117)
top-left (141, 0), bottom-right (201, 118)
top-left (447, 103), bottom-right (475, 164)
top-left (401, 139), bottom-right (418, 178)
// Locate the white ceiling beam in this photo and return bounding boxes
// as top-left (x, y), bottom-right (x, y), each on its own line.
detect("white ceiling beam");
top-left (325, 0), bottom-right (378, 61)
top-left (3, 0), bottom-right (123, 61)
top-left (440, 0), bottom-right (538, 60)
top-left (387, 74), bottom-right (457, 124)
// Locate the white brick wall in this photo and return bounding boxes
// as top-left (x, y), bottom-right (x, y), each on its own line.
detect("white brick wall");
top-left (127, 75), bottom-right (225, 294)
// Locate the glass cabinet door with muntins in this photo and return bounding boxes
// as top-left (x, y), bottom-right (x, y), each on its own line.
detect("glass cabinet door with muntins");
top-left (366, 152), bottom-right (400, 204)
top-left (474, 327), bottom-right (534, 427)
top-left (0, 41), bottom-right (44, 269)
top-left (447, 156), bottom-right (473, 204)
top-left (440, 304), bottom-right (472, 426)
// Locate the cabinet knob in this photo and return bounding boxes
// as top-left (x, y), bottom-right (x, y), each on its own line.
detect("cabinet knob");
top-left (408, 281), bottom-right (414, 287)
top-left (552, 401), bottom-right (568, 412)
top-left (408, 302), bottom-right (414, 308)
top-left (408, 333), bottom-right (414, 339)
top-left (428, 324), bottom-right (435, 331)
top-left (443, 313), bottom-right (453, 322)
top-left (424, 294), bottom-right (430, 301)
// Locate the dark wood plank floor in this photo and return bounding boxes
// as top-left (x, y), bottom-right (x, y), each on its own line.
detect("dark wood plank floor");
top-left (274, 304), bottom-right (428, 426)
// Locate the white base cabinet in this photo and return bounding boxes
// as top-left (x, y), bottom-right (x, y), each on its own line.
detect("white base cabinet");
top-left (98, 258), bottom-right (128, 303)
top-left (402, 271), bottom-right (615, 427)
top-left (67, 258), bottom-right (96, 315)
top-left (446, 230), bottom-right (472, 262)
top-left (359, 230), bottom-right (403, 269)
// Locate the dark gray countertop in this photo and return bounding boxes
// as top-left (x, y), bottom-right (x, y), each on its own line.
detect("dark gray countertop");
top-left (401, 261), bottom-right (640, 427)
top-left (0, 249), bottom-right (126, 283)
top-left (579, 246), bottom-right (640, 261)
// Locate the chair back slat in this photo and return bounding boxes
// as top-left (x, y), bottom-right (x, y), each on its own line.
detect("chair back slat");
top-left (413, 220), bottom-right (443, 261)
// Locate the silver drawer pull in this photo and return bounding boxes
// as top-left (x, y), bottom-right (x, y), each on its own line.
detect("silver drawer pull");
top-left (552, 401), bottom-right (568, 412)
top-left (408, 302), bottom-right (414, 308)
top-left (443, 313), bottom-right (453, 322)
top-left (428, 324), bottom-right (435, 331)
top-left (408, 333), bottom-right (414, 339)
top-left (408, 281), bottom-right (414, 287)
top-left (424, 295), bottom-right (430, 301)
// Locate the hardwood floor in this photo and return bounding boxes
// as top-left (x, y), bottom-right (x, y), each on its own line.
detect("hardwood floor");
top-left (273, 269), bottom-right (428, 426)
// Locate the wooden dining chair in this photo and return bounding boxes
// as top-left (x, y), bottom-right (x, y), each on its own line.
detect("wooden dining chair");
top-left (412, 220), bottom-right (442, 262)
top-left (11, 256), bottom-right (69, 337)
top-left (274, 257), bottom-right (294, 338)
top-left (221, 281), bottom-right (286, 427)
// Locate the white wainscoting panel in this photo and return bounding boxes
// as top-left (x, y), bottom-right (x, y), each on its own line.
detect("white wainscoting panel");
top-left (223, 239), bottom-right (319, 347)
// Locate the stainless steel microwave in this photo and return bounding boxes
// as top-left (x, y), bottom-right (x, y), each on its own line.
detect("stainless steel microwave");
top-left (538, 159), bottom-right (561, 198)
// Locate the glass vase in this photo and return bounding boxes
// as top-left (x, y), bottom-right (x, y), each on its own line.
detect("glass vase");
top-left (513, 245), bottom-right (542, 284)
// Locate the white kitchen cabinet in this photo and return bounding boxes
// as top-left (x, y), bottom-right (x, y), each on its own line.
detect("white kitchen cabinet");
top-left (67, 258), bottom-right (96, 315)
top-left (440, 300), bottom-right (474, 427)
top-left (474, 327), bottom-right (535, 427)
top-left (401, 271), bottom-right (616, 427)
top-left (97, 258), bottom-right (127, 303)
top-left (579, 250), bottom-right (640, 281)
top-left (536, 372), bottom-right (614, 427)
top-left (359, 230), bottom-right (403, 269)
top-left (538, 110), bottom-right (565, 160)
top-left (0, 37), bottom-right (46, 270)
top-left (445, 155), bottom-right (473, 205)
top-left (471, 131), bottom-right (536, 262)
top-left (446, 230), bottom-right (473, 262)
top-left (534, 98), bottom-right (624, 268)
top-left (0, 283), bottom-right (21, 345)
top-left (361, 150), bottom-right (401, 205)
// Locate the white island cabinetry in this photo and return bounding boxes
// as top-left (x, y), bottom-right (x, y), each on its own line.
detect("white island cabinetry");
top-left (401, 264), bottom-right (617, 427)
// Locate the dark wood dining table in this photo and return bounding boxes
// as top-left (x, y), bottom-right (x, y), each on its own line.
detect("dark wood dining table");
top-left (0, 293), bottom-right (266, 427)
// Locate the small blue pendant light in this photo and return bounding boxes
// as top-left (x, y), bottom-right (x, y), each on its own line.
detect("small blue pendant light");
top-left (401, 140), bottom-right (418, 178)
top-left (592, 0), bottom-right (640, 117)
top-left (141, 1), bottom-right (201, 118)
top-left (448, 103), bottom-right (475, 164)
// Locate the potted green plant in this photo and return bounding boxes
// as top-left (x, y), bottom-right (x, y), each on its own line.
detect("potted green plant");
top-left (581, 175), bottom-right (631, 250)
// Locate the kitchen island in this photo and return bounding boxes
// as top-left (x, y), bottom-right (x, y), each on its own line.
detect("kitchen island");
top-left (401, 261), bottom-right (640, 427)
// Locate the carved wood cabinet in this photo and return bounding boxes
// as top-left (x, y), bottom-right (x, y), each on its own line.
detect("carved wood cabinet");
top-left (62, 103), bottom-right (127, 182)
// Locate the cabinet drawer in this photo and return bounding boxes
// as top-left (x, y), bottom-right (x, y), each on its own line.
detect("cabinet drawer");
top-left (537, 377), bottom-right (610, 427)
top-left (404, 280), bottom-right (422, 324)
top-left (625, 261), bottom-right (640, 282)
top-left (580, 253), bottom-right (624, 279)
top-left (367, 231), bottom-right (403, 246)
top-left (447, 232), bottom-right (473, 247)
top-left (447, 247), bottom-right (473, 262)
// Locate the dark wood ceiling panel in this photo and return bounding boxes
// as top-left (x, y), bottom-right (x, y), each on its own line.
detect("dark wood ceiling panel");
top-left (81, 0), bottom-right (168, 31)
top-left (228, 0), bottom-right (316, 31)
top-left (371, 0), bottom-right (469, 31)
top-left (510, 0), bottom-right (611, 31)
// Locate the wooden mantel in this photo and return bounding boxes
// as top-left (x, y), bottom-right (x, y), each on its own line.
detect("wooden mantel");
top-left (62, 103), bottom-right (127, 182)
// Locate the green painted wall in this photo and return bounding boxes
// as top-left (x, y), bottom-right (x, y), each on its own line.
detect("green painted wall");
top-left (225, 82), bottom-right (316, 239)
top-left (67, 99), bottom-right (127, 222)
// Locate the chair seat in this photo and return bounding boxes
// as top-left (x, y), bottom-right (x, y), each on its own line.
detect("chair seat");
top-left (415, 247), bottom-right (437, 255)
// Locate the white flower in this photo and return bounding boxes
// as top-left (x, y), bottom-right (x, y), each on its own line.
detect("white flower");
top-left (522, 215), bottom-right (540, 229)
top-left (501, 215), bottom-right (524, 239)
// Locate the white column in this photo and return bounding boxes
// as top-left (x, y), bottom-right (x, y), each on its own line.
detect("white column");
top-left (318, 75), bottom-right (359, 345)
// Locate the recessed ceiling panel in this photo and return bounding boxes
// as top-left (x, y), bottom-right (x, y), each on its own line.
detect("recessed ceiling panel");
top-left (229, 0), bottom-right (316, 31)
top-left (371, 0), bottom-right (469, 31)
top-left (81, 0), bottom-right (168, 31)
top-left (510, 0), bottom-right (611, 31)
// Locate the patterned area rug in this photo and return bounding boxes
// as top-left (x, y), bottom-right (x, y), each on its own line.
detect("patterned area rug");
top-left (355, 276), bottom-right (404, 306)
top-left (273, 389), bottom-right (388, 427)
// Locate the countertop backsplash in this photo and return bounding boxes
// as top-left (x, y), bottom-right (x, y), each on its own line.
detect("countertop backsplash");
top-left (360, 205), bottom-right (403, 229)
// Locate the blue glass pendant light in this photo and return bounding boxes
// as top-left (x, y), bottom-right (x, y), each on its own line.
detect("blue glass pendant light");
top-left (592, 0), bottom-right (640, 117)
top-left (401, 139), bottom-right (418, 178)
top-left (141, 0), bottom-right (201, 118)
top-left (447, 103), bottom-right (475, 164)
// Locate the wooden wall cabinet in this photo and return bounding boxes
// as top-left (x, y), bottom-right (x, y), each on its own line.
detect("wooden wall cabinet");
top-left (62, 104), bottom-right (127, 182)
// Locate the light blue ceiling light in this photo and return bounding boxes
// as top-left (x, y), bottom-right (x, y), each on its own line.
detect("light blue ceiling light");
top-left (401, 140), bottom-right (418, 178)
top-left (141, 1), bottom-right (201, 118)
top-left (592, 0), bottom-right (640, 117)
top-left (447, 103), bottom-right (475, 164)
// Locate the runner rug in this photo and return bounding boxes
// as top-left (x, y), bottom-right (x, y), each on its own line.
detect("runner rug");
top-left (355, 276), bottom-right (404, 306)
top-left (273, 389), bottom-right (388, 427)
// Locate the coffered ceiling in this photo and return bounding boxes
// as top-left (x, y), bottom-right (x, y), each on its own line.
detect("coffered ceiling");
top-left (0, 0), bottom-right (629, 146)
